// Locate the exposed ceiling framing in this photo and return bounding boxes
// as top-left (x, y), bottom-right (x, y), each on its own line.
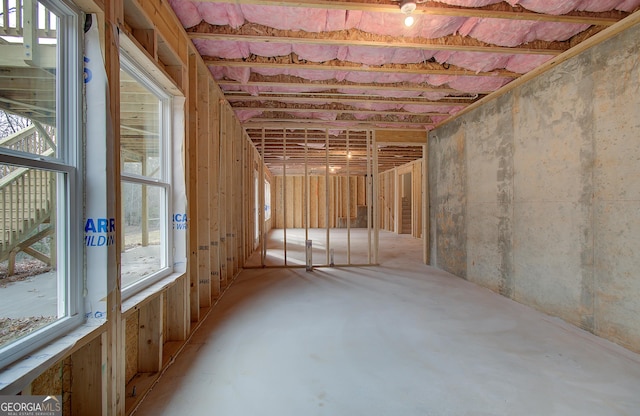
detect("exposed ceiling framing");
top-left (167, 0), bottom-right (638, 174)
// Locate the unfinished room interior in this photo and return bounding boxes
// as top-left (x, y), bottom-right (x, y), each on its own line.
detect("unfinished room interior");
top-left (0, 0), bottom-right (639, 414)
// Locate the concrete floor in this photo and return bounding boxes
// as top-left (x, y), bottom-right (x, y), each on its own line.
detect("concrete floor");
top-left (134, 230), bottom-right (640, 415)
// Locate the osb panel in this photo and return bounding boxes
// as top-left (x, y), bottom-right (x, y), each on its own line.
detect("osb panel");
top-left (30, 357), bottom-right (71, 415)
top-left (125, 311), bottom-right (139, 384)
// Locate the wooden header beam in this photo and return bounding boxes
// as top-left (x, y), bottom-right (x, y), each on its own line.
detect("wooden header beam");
top-left (376, 129), bottom-right (427, 144)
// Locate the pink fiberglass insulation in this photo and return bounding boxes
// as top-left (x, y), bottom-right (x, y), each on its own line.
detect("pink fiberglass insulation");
top-left (459, 18), bottom-right (539, 47)
top-left (342, 72), bottom-right (434, 84)
top-left (251, 67), bottom-right (336, 82)
top-left (249, 43), bottom-right (293, 57)
top-left (505, 54), bottom-right (555, 73)
top-left (507, 0), bottom-right (582, 15)
top-left (293, 44), bottom-right (342, 63)
top-left (616, 0), bottom-right (640, 12)
top-left (402, 104), bottom-right (466, 114)
top-left (169, 0), bottom-right (201, 28)
top-left (577, 0), bottom-right (627, 12)
top-left (353, 113), bottom-right (376, 121)
top-left (196, 2), bottom-right (244, 28)
top-left (192, 39), bottom-right (249, 59)
top-left (213, 64), bottom-right (512, 96)
top-left (447, 75), bottom-right (512, 92)
top-left (325, 9), bottom-right (351, 32)
top-left (422, 74), bottom-right (455, 87)
top-left (350, 102), bottom-right (403, 112)
top-left (240, 5), bottom-right (335, 32)
top-left (343, 46), bottom-right (401, 66)
top-left (532, 22), bottom-right (592, 42)
top-left (266, 86), bottom-right (334, 94)
top-left (201, 40), bottom-right (440, 68)
top-left (435, 0), bottom-right (502, 5)
top-left (434, 50), bottom-right (511, 73)
top-left (235, 109), bottom-right (264, 122)
top-left (209, 66), bottom-right (251, 84)
top-left (414, 15), bottom-right (469, 39)
top-left (352, 12), bottom-right (467, 39)
top-left (507, 0), bottom-right (640, 13)
top-left (429, 115), bottom-right (450, 124)
top-left (422, 91), bottom-right (454, 100)
top-left (286, 112), bottom-right (337, 121)
top-left (337, 88), bottom-right (423, 99)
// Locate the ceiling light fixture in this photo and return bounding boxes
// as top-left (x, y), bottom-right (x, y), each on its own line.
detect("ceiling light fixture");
top-left (404, 15), bottom-right (414, 27)
top-left (400, 0), bottom-right (416, 27)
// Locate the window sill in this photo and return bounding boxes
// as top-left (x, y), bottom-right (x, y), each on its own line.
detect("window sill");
top-left (122, 271), bottom-right (186, 317)
top-left (0, 320), bottom-right (105, 395)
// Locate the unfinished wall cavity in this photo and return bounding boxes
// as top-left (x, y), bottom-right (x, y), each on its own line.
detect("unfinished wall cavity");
top-left (429, 22), bottom-right (640, 353)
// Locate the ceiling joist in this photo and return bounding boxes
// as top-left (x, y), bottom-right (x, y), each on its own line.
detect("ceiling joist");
top-left (189, 28), bottom-right (565, 56)
top-left (217, 79), bottom-right (486, 95)
top-left (204, 55), bottom-right (521, 78)
top-left (227, 95), bottom-right (470, 107)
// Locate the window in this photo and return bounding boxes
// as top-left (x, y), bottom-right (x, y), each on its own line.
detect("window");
top-left (264, 179), bottom-right (271, 220)
top-left (119, 52), bottom-right (172, 297)
top-left (0, 0), bottom-right (82, 368)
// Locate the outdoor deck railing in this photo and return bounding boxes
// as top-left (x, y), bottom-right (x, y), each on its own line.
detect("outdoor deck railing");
top-left (0, 123), bottom-right (56, 271)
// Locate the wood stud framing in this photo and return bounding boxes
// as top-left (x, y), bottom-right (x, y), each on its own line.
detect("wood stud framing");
top-left (12, 0), bottom-right (634, 414)
top-left (6, 1), bottom-right (263, 414)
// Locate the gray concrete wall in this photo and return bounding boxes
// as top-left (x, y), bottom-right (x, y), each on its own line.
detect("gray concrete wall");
top-left (429, 22), bottom-right (640, 353)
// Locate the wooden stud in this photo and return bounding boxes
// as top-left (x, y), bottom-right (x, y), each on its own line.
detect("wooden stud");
top-left (304, 129), bottom-right (309, 241)
top-left (283, 130), bottom-right (288, 264)
top-left (187, 51), bottom-right (200, 323)
top-left (226, 107), bottom-right (235, 277)
top-left (309, 176), bottom-right (318, 228)
top-left (372, 130), bottom-right (380, 264)
top-left (260, 128), bottom-right (266, 266)
top-left (105, 0), bottom-right (126, 412)
top-left (218, 106), bottom-right (228, 287)
top-left (346, 130), bottom-right (351, 264)
top-left (366, 130), bottom-right (371, 264)
top-left (422, 144), bottom-right (429, 264)
top-left (325, 129), bottom-right (330, 264)
top-left (196, 61), bottom-right (211, 309)
top-left (209, 85), bottom-right (221, 298)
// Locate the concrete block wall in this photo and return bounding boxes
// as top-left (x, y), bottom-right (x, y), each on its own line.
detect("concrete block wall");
top-left (429, 22), bottom-right (640, 353)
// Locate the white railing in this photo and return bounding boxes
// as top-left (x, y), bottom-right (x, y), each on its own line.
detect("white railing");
top-left (0, 122), bottom-right (55, 263)
top-left (0, 0), bottom-right (56, 39)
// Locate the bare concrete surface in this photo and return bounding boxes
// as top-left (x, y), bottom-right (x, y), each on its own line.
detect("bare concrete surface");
top-left (0, 271), bottom-right (57, 319)
top-left (429, 22), bottom-right (640, 351)
top-left (133, 231), bottom-right (640, 416)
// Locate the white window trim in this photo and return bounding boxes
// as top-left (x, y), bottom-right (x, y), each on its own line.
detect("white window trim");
top-left (119, 51), bottom-right (174, 300)
top-left (0, 0), bottom-right (83, 370)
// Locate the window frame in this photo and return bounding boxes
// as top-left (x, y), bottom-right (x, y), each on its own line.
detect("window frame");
top-left (264, 178), bottom-right (272, 221)
top-left (119, 51), bottom-right (174, 300)
top-left (0, 0), bottom-right (83, 370)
